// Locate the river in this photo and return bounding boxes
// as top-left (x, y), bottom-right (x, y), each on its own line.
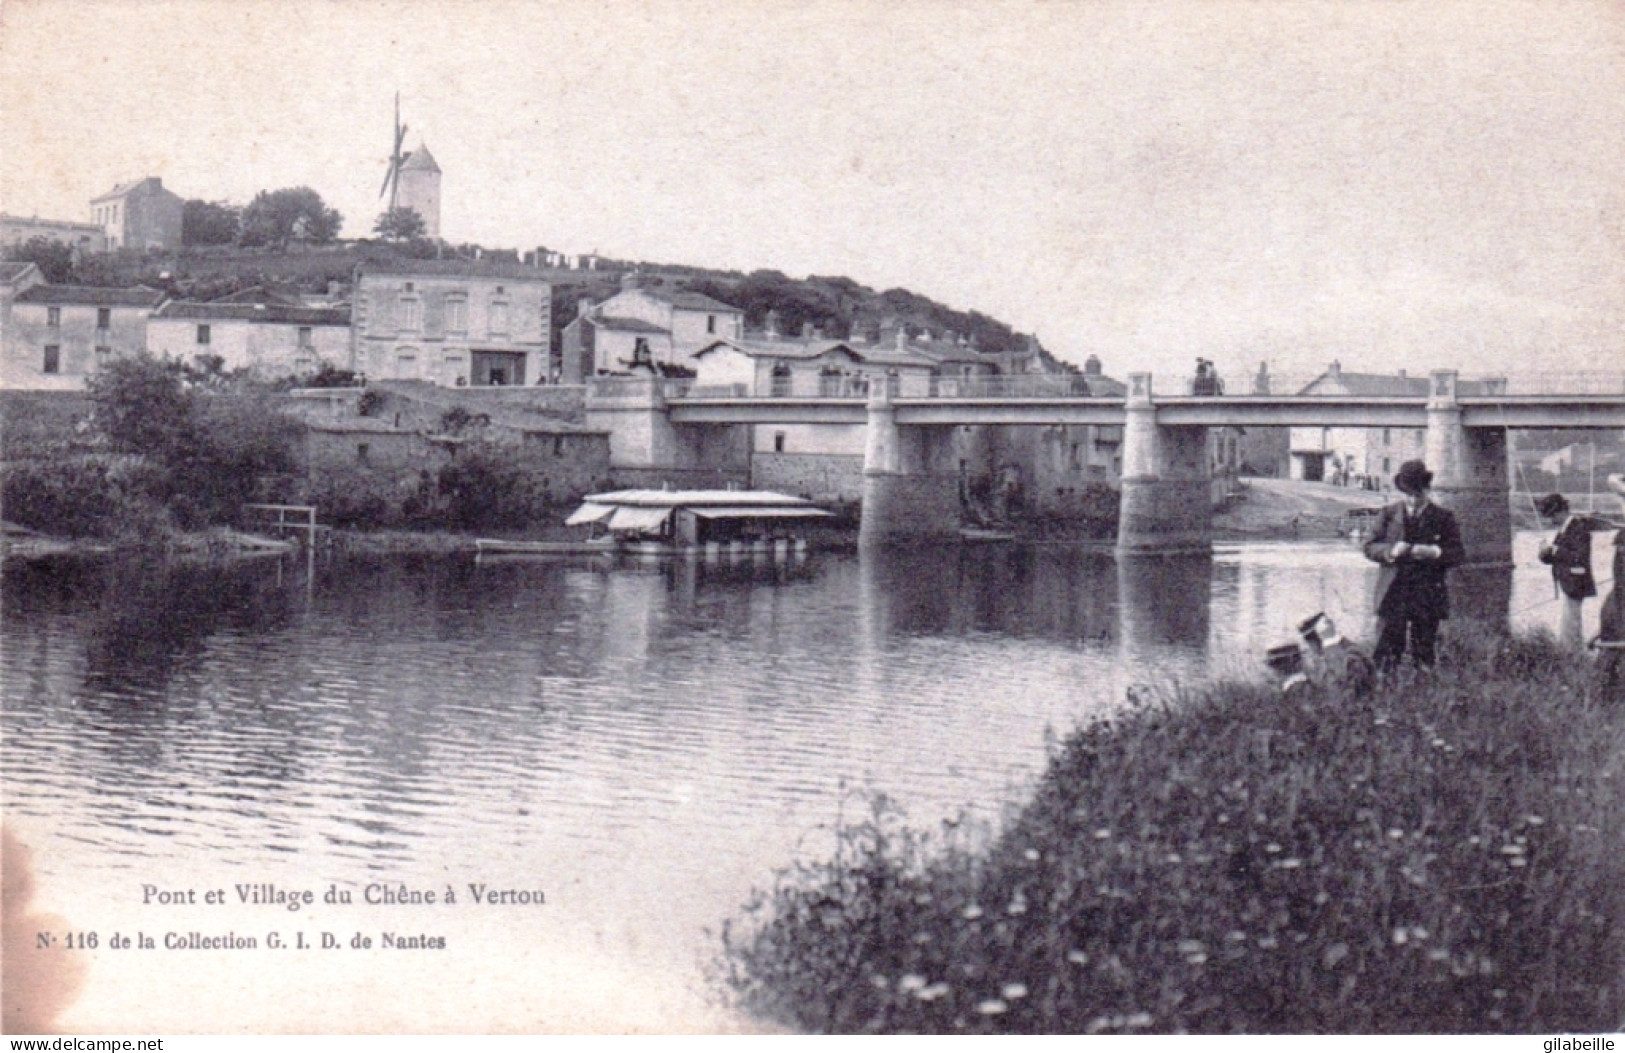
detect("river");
top-left (0, 532), bottom-right (1599, 1032)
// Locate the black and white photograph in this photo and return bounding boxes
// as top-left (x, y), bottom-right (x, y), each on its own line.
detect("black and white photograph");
top-left (2, 0), bottom-right (1623, 1038)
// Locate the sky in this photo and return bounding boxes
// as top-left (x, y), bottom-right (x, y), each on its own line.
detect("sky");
top-left (2, 0), bottom-right (1622, 384)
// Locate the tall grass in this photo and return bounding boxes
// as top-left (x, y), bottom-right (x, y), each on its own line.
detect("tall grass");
top-left (719, 626), bottom-right (1625, 1033)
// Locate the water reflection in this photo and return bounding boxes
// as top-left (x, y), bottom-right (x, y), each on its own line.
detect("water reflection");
top-left (0, 532), bottom-right (1591, 1030)
top-left (1117, 553), bottom-right (1212, 653)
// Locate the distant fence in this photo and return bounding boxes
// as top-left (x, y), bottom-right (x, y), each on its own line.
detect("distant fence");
top-left (244, 503), bottom-right (318, 542)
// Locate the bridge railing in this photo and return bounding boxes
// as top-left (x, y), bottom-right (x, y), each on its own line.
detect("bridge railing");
top-left (655, 369), bottom-right (1625, 402)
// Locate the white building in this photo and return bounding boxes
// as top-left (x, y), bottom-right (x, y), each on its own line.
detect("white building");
top-left (560, 273), bottom-right (745, 380)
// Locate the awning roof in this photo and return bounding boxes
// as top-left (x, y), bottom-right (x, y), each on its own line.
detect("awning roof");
top-left (608, 506), bottom-right (672, 531)
top-left (564, 503), bottom-right (615, 526)
top-left (688, 507), bottom-right (833, 519)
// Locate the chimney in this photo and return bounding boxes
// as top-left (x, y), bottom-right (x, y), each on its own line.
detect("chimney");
top-left (1329, 360), bottom-right (1341, 376)
top-left (895, 328), bottom-right (907, 352)
top-left (801, 321), bottom-right (814, 339)
top-left (766, 310), bottom-right (781, 338)
top-left (1084, 354), bottom-right (1102, 376)
top-left (1396, 368), bottom-right (1406, 378)
top-left (577, 297), bottom-right (593, 319)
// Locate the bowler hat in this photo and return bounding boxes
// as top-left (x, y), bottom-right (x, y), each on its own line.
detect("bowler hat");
top-left (1393, 460), bottom-right (1432, 495)
top-left (1537, 492), bottom-right (1570, 519)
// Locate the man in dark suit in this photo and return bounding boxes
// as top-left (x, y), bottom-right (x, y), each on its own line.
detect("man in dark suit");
top-left (1362, 460), bottom-right (1466, 668)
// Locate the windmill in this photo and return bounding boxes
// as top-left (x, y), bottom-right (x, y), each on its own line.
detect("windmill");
top-left (379, 93), bottom-right (409, 212)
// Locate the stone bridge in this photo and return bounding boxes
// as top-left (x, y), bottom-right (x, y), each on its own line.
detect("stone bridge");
top-left (585, 371), bottom-right (1625, 563)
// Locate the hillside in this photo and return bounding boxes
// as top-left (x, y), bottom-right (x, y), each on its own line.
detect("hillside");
top-left (5, 242), bottom-right (1062, 369)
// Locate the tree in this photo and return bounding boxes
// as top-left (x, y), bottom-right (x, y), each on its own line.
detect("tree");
top-left (373, 206), bottom-right (427, 242)
top-left (5, 236), bottom-right (74, 282)
top-left (182, 199), bottom-right (241, 246)
top-left (239, 186), bottom-right (342, 249)
top-left (87, 354), bottom-right (301, 528)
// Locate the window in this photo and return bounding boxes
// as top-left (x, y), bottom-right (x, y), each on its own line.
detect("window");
top-left (357, 443), bottom-right (370, 464)
top-left (97, 308), bottom-right (111, 329)
top-left (404, 282), bottom-right (415, 293)
top-left (553, 435), bottom-right (565, 457)
top-left (197, 324), bottom-right (211, 345)
top-left (489, 300), bottom-right (510, 335)
top-left (94, 345), bottom-right (111, 363)
top-left (707, 314), bottom-right (716, 334)
top-left (400, 297), bottom-right (422, 331)
top-left (632, 337), bottom-right (651, 365)
top-left (1382, 428), bottom-right (1391, 444)
top-left (42, 345), bottom-right (60, 374)
top-left (445, 296), bottom-right (468, 333)
top-left (47, 307), bottom-right (60, 327)
top-left (773, 431), bottom-right (786, 453)
top-left (297, 326), bottom-right (313, 349)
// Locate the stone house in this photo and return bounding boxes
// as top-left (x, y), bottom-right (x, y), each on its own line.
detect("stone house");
top-left (148, 296), bottom-right (351, 379)
top-left (352, 258), bottom-right (551, 387)
top-left (91, 177), bottom-right (184, 252)
top-left (560, 272), bottom-right (745, 380)
top-left (3, 283), bottom-right (165, 390)
top-left (1288, 362), bottom-right (1507, 484)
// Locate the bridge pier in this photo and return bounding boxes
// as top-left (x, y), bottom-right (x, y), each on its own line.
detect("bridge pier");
top-left (858, 384), bottom-right (961, 547)
top-left (1424, 370), bottom-right (1512, 566)
top-left (1116, 373), bottom-right (1213, 555)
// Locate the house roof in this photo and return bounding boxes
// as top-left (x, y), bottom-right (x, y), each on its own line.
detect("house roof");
top-left (208, 285), bottom-right (303, 307)
top-left (1299, 369), bottom-right (1504, 397)
top-left (584, 489), bottom-right (825, 508)
top-left (640, 287), bottom-right (742, 313)
top-left (155, 301), bottom-right (350, 326)
top-left (91, 177), bottom-right (165, 203)
top-left (355, 257), bottom-right (547, 281)
top-left (15, 284), bottom-right (164, 307)
top-left (593, 315), bottom-right (670, 335)
top-left (695, 336), bottom-right (938, 369)
top-left (306, 418), bottom-right (415, 435)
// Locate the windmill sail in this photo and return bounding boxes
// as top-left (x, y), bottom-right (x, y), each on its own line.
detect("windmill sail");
top-left (379, 93), bottom-right (408, 209)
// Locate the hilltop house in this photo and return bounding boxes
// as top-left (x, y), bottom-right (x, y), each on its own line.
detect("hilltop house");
top-left (91, 177), bottom-right (184, 252)
top-left (1, 215), bottom-right (108, 254)
top-left (560, 272), bottom-right (745, 381)
top-left (1288, 361), bottom-right (1507, 484)
top-left (351, 258), bottom-right (550, 387)
top-left (3, 283), bottom-right (165, 390)
top-left (148, 289), bottom-right (351, 379)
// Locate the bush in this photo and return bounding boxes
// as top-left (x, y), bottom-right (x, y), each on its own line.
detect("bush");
top-left (84, 355), bottom-right (302, 530)
top-left (721, 628), bottom-right (1625, 1033)
top-left (437, 444), bottom-right (549, 530)
top-left (1, 456), bottom-right (172, 541)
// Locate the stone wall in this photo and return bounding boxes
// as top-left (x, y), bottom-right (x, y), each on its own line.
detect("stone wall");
top-left (859, 471), bottom-right (961, 546)
top-left (609, 466), bottom-right (749, 491)
top-left (751, 452), bottom-right (864, 501)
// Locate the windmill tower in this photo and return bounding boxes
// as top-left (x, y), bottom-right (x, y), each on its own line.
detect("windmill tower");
top-left (379, 95), bottom-right (442, 239)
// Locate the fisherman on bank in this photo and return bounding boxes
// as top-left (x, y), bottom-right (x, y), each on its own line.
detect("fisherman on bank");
top-left (1537, 492), bottom-right (1606, 651)
top-left (1363, 460), bottom-right (1465, 669)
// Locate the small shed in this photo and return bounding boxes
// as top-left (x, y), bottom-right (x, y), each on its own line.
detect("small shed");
top-left (565, 489), bottom-right (832, 545)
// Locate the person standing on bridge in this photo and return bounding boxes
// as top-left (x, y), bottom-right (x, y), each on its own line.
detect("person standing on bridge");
top-left (1363, 460), bottom-right (1466, 669)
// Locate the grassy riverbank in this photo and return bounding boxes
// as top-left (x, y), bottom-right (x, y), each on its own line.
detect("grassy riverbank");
top-left (719, 627), bottom-right (1625, 1034)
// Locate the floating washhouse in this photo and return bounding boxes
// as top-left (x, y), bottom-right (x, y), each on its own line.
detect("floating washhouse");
top-left (564, 489), bottom-right (833, 547)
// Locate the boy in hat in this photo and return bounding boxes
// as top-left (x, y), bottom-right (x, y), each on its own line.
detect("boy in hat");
top-left (1362, 460), bottom-right (1465, 669)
